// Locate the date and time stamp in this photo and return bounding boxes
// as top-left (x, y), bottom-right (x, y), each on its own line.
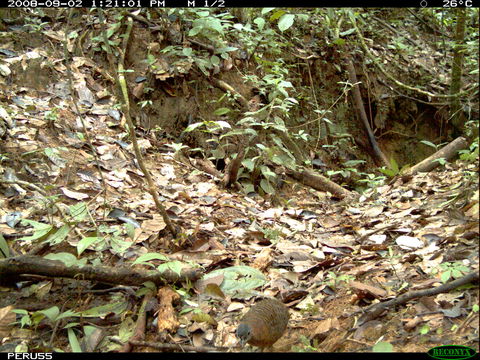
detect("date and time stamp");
top-left (4, 0), bottom-right (476, 8)
top-left (6, 0), bottom-right (226, 8)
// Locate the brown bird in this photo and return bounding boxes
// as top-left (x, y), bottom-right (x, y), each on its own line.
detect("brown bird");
top-left (236, 298), bottom-right (289, 350)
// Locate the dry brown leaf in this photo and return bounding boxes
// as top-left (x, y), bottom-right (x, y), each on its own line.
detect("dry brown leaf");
top-left (313, 317), bottom-right (341, 339)
top-left (203, 283), bottom-right (226, 300)
top-left (60, 187), bottom-right (89, 200)
top-left (349, 281), bottom-right (387, 299)
top-left (0, 305), bottom-right (15, 338)
top-left (251, 247), bottom-right (273, 271)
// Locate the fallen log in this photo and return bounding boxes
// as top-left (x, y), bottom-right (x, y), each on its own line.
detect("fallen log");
top-left (0, 255), bottom-right (201, 286)
top-left (286, 168), bottom-right (353, 199)
top-left (406, 137), bottom-right (468, 175)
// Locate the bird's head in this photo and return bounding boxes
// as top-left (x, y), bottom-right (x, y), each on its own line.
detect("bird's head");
top-left (236, 323), bottom-right (252, 347)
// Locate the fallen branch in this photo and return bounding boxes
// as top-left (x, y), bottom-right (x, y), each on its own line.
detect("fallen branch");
top-left (356, 271), bottom-right (479, 326)
top-left (192, 159), bottom-right (222, 179)
top-left (0, 255), bottom-right (201, 286)
top-left (405, 136), bottom-right (468, 175)
top-left (208, 78), bottom-right (249, 110)
top-left (285, 169), bottom-right (353, 199)
top-left (112, 339), bottom-right (234, 353)
top-left (221, 148), bottom-right (245, 188)
top-left (120, 292), bottom-right (152, 352)
top-left (187, 38), bottom-right (216, 54)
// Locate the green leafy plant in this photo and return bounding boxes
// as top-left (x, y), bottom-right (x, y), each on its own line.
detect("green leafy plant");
top-left (183, 119), bottom-right (232, 134)
top-left (434, 262), bottom-right (471, 283)
top-left (326, 271), bottom-right (354, 290)
top-left (165, 142), bottom-right (188, 155)
top-left (373, 341), bottom-right (394, 352)
top-left (12, 306), bottom-right (78, 330)
top-left (24, 18), bottom-right (49, 33)
top-left (19, 201), bottom-right (137, 258)
top-left (356, 172), bottom-right (387, 191)
top-left (384, 247), bottom-right (409, 291)
top-left (420, 140), bottom-right (447, 151)
top-left (44, 108), bottom-right (59, 125)
top-left (138, 100), bottom-right (153, 108)
top-left (378, 157), bottom-right (410, 178)
top-left (459, 138), bottom-right (479, 163)
top-left (132, 252), bottom-right (189, 276)
top-left (91, 13), bottom-right (123, 53)
top-left (159, 9), bottom-right (239, 76)
top-left (419, 324), bottom-right (430, 335)
top-left (0, 234), bottom-right (9, 258)
top-left (202, 265), bottom-right (266, 299)
top-left (328, 159), bottom-right (364, 178)
top-left (259, 226), bottom-right (285, 243)
top-left (136, 281), bottom-right (157, 297)
top-left (19, 219), bottom-right (56, 244)
top-left (291, 335), bottom-right (319, 352)
top-left (220, 113), bottom-right (299, 195)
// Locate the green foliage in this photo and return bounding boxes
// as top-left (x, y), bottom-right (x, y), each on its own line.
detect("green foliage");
top-left (277, 14), bottom-right (295, 32)
top-left (12, 306), bottom-right (79, 330)
top-left (0, 234), bottom-right (10, 258)
top-left (221, 112), bottom-right (300, 195)
top-left (379, 158), bottom-right (410, 178)
top-left (184, 119), bottom-right (231, 134)
top-left (356, 172), bottom-right (387, 191)
top-left (291, 335), bottom-right (320, 352)
top-left (136, 10), bottom-right (313, 197)
top-left (300, 303), bottom-right (321, 316)
top-left (12, 309), bottom-right (32, 328)
top-left (136, 281), bottom-right (157, 297)
top-left (24, 15), bottom-right (49, 33)
top-left (165, 142), bottom-right (188, 154)
top-left (420, 140), bottom-right (447, 151)
top-left (259, 226), bottom-right (285, 243)
top-left (78, 301), bottom-right (128, 317)
top-left (459, 138), bottom-right (479, 163)
top-left (156, 9), bottom-right (240, 75)
top-left (187, 11), bottom-right (226, 37)
top-left (213, 107), bottom-right (231, 116)
top-left (202, 265), bottom-right (267, 299)
top-left (326, 271), bottom-right (354, 289)
top-left (434, 262), bottom-right (471, 283)
top-left (327, 160), bottom-right (364, 182)
top-left (419, 324), bottom-right (430, 335)
top-left (44, 252), bottom-right (88, 267)
top-left (132, 252), bottom-right (188, 276)
top-left (379, 157), bottom-right (400, 177)
top-left (67, 328), bottom-right (82, 352)
top-left (19, 219), bottom-right (54, 242)
top-left (44, 108), bottom-right (59, 123)
top-left (432, 157), bottom-right (447, 166)
top-left (46, 224), bottom-right (71, 246)
top-left (44, 147), bottom-right (68, 168)
top-left (77, 237), bottom-right (102, 256)
top-left (69, 202), bottom-right (89, 222)
top-left (90, 224), bottom-right (132, 256)
top-left (138, 100), bottom-right (153, 108)
top-left (18, 201), bottom-right (134, 257)
top-left (373, 341), bottom-right (394, 352)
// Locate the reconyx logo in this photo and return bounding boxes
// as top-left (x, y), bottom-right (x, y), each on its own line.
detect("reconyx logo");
top-left (427, 345), bottom-right (477, 360)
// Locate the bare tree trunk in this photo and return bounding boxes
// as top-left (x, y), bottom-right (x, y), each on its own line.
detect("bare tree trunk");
top-left (449, 8), bottom-right (467, 134)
